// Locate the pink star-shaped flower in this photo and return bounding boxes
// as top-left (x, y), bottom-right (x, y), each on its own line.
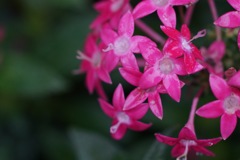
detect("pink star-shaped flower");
top-left (196, 74), bottom-right (240, 140)
top-left (90, 0), bottom-right (131, 30)
top-left (155, 126), bottom-right (221, 158)
top-left (101, 11), bottom-right (155, 70)
top-left (214, 0), bottom-right (240, 49)
top-left (98, 84), bottom-right (151, 140)
top-left (138, 41), bottom-right (187, 100)
top-left (200, 40), bottom-right (226, 77)
top-left (133, 0), bottom-right (197, 28)
top-left (161, 24), bottom-right (205, 73)
top-left (119, 64), bottom-right (185, 119)
top-left (77, 34), bottom-right (118, 99)
top-left (155, 88), bottom-right (222, 158)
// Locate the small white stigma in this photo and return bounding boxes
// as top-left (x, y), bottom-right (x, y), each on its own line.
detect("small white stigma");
top-left (76, 50), bottom-right (92, 63)
top-left (103, 44), bottom-right (114, 52)
top-left (110, 112), bottom-right (130, 134)
top-left (181, 29), bottom-right (206, 52)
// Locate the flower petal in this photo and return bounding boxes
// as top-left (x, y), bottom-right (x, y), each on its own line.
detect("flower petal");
top-left (97, 69), bottom-right (112, 84)
top-left (124, 88), bottom-right (148, 110)
top-left (139, 42), bottom-right (162, 65)
top-left (133, 1), bottom-right (157, 19)
top-left (139, 67), bottom-right (162, 89)
top-left (163, 74), bottom-right (181, 102)
top-left (210, 74), bottom-right (232, 100)
top-left (113, 84), bottom-right (125, 110)
top-left (220, 113), bottom-right (237, 140)
top-left (238, 30), bottom-right (240, 49)
top-left (131, 35), bottom-right (157, 53)
top-left (128, 121), bottom-right (151, 131)
top-left (148, 92), bottom-right (163, 119)
top-left (184, 52), bottom-right (197, 74)
top-left (98, 98), bottom-right (115, 118)
top-left (126, 103), bottom-right (149, 119)
top-left (155, 133), bottom-right (178, 146)
top-left (157, 6), bottom-right (176, 28)
top-left (111, 122), bottom-right (128, 140)
top-left (171, 144), bottom-right (185, 158)
top-left (170, 0), bottom-right (193, 5)
top-left (86, 69), bottom-right (95, 94)
top-left (119, 67), bottom-right (142, 86)
top-left (228, 70), bottom-right (240, 88)
top-left (227, 0), bottom-right (240, 11)
top-left (196, 100), bottom-right (224, 118)
top-left (118, 11), bottom-right (134, 37)
top-left (181, 24), bottom-right (191, 40)
top-left (101, 28), bottom-right (118, 45)
top-left (197, 137), bottom-right (222, 147)
top-left (102, 52), bottom-right (119, 71)
top-left (163, 40), bottom-right (183, 58)
top-left (120, 52), bottom-right (139, 70)
top-left (178, 127), bottom-right (196, 140)
top-left (214, 11), bottom-right (240, 28)
top-left (160, 25), bottom-right (181, 40)
top-left (191, 145), bottom-right (215, 156)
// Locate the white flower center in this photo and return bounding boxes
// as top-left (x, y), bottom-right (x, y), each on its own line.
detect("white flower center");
top-left (180, 139), bottom-right (197, 146)
top-left (158, 58), bottom-right (175, 74)
top-left (223, 94), bottom-right (240, 114)
top-left (113, 36), bottom-right (130, 56)
top-left (152, 0), bottom-right (168, 7)
top-left (110, 0), bottom-right (125, 12)
top-left (110, 112), bottom-right (130, 133)
top-left (181, 38), bottom-right (192, 52)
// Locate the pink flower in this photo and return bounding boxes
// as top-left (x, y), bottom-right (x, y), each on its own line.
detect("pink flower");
top-left (200, 40), bottom-right (226, 77)
top-left (155, 89), bottom-right (222, 158)
top-left (161, 24), bottom-right (205, 73)
top-left (133, 0), bottom-right (197, 28)
top-left (196, 74), bottom-right (240, 140)
top-left (214, 0), bottom-right (240, 49)
top-left (98, 84), bottom-right (151, 140)
top-left (119, 41), bottom-right (186, 119)
top-left (138, 41), bottom-right (186, 101)
top-left (155, 126), bottom-right (221, 158)
top-left (90, 0), bottom-right (131, 30)
top-left (101, 11), bottom-right (155, 70)
top-left (77, 34), bottom-right (118, 99)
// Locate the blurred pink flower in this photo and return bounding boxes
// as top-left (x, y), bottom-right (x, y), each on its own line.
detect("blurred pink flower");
top-left (91, 0), bottom-right (131, 30)
top-left (200, 40), bottom-right (226, 77)
top-left (77, 34), bottom-right (118, 100)
top-left (98, 84), bottom-right (151, 140)
top-left (214, 0), bottom-right (240, 49)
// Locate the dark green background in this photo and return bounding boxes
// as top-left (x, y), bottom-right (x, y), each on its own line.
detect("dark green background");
top-left (0, 0), bottom-right (239, 159)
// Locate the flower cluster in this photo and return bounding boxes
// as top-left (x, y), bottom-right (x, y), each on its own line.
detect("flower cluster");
top-left (77, 0), bottom-right (240, 159)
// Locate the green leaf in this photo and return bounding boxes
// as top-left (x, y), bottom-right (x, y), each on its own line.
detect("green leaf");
top-left (0, 53), bottom-right (68, 97)
top-left (69, 128), bottom-right (123, 160)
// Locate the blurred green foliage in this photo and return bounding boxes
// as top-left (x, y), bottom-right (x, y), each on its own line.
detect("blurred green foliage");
top-left (0, 0), bottom-right (239, 160)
